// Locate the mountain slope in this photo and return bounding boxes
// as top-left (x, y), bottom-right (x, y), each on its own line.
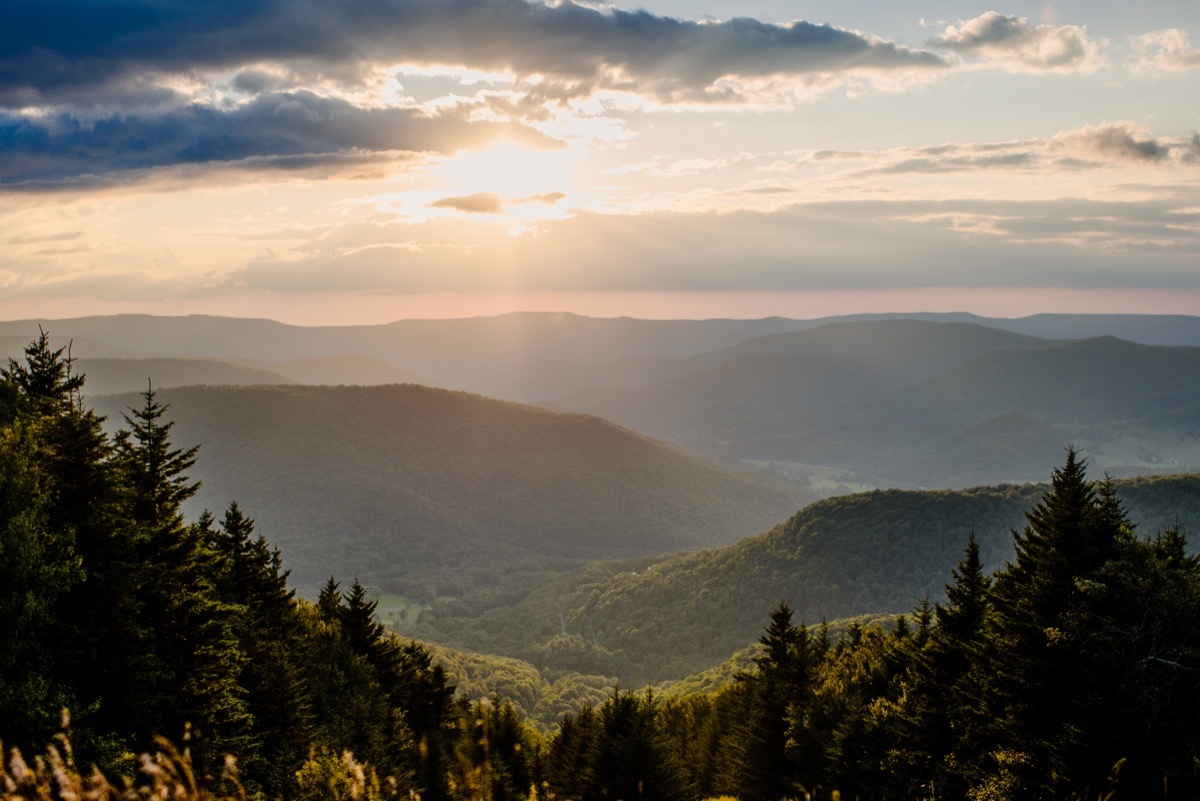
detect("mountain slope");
top-left (91, 384), bottom-right (803, 592)
top-left (415, 473), bottom-right (1200, 682)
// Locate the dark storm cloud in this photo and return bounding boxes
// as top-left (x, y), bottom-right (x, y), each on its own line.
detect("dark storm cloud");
top-left (0, 91), bottom-right (554, 187)
top-left (0, 0), bottom-right (946, 108)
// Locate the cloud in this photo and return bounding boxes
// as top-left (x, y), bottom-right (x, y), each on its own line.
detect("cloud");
top-left (514, 192), bottom-right (566, 205)
top-left (0, 0), bottom-right (951, 187)
top-left (214, 197), bottom-right (1200, 299)
top-left (840, 123), bottom-right (1190, 178)
top-left (930, 11), bottom-right (1105, 72)
top-left (0, 0), bottom-right (946, 110)
top-left (430, 192), bottom-right (507, 214)
top-left (1049, 124), bottom-right (1170, 164)
top-left (0, 91), bottom-right (555, 188)
top-left (1129, 29), bottom-right (1200, 73)
top-left (428, 190), bottom-right (564, 214)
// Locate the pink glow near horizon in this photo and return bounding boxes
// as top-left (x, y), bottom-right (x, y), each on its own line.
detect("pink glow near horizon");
top-left (3, 287), bottom-right (1198, 326)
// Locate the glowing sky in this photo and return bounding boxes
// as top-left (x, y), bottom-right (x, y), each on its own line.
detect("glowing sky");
top-left (2, 0), bottom-right (1199, 323)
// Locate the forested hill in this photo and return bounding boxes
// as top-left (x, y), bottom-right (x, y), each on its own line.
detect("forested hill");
top-left (89, 383), bottom-right (803, 592)
top-left (415, 473), bottom-right (1200, 682)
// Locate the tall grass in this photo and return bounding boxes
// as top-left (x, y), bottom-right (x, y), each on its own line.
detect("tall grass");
top-left (2, 711), bottom-right (244, 801)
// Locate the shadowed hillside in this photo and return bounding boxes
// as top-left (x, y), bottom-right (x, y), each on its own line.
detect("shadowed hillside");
top-left (90, 383), bottom-right (804, 594)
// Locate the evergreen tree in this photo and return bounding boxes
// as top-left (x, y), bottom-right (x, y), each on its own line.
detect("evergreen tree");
top-left (1068, 525), bottom-right (1200, 797)
top-left (1, 328), bottom-right (85, 417)
top-left (545, 705), bottom-right (600, 801)
top-left (734, 603), bottom-right (815, 801)
top-left (208, 502), bottom-right (312, 796)
top-left (453, 700), bottom-right (539, 801)
top-left (896, 534), bottom-right (992, 799)
top-left (114, 384), bottom-right (199, 529)
top-left (805, 623), bottom-right (908, 800)
top-left (592, 690), bottom-right (693, 801)
top-left (3, 331), bottom-right (150, 765)
top-left (981, 449), bottom-right (1138, 798)
top-left (318, 575), bottom-right (342, 623)
top-left (0, 420), bottom-right (82, 751)
top-left (114, 387), bottom-right (252, 766)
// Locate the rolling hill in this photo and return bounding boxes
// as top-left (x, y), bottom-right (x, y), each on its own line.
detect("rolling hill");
top-left (409, 472), bottom-right (1200, 683)
top-left (90, 383), bottom-right (804, 594)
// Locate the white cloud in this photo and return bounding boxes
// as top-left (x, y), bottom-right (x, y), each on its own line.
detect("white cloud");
top-left (931, 11), bottom-right (1106, 73)
top-left (1128, 29), bottom-right (1200, 73)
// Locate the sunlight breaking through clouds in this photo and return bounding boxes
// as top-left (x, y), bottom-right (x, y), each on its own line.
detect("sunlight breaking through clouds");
top-left (1, 0), bottom-right (1198, 321)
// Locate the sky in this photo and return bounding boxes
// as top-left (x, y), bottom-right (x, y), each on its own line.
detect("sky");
top-left (2, 0), bottom-right (1199, 324)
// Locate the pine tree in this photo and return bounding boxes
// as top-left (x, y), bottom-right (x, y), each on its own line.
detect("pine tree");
top-left (0, 420), bottom-right (83, 751)
top-left (545, 705), bottom-right (600, 801)
top-left (114, 387), bottom-right (252, 766)
top-left (734, 603), bottom-right (815, 801)
top-left (896, 534), bottom-right (992, 799)
top-left (208, 502), bottom-right (311, 796)
top-left (1, 328), bottom-right (85, 417)
top-left (114, 384), bottom-right (199, 529)
top-left (3, 332), bottom-right (150, 765)
top-left (318, 575), bottom-right (342, 623)
top-left (981, 449), bottom-right (1127, 799)
top-left (591, 690), bottom-right (693, 801)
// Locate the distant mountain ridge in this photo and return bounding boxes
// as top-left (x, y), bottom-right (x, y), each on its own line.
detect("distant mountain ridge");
top-left (8, 312), bottom-right (1199, 488)
top-left (568, 321), bottom-right (1200, 488)
top-left (4, 311), bottom-right (1199, 394)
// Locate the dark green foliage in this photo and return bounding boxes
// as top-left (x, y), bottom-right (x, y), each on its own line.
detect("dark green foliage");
top-left (894, 535), bottom-right (993, 799)
top-left (0, 422), bottom-right (82, 752)
top-left (545, 690), bottom-right (692, 801)
top-left (114, 385), bottom-right (200, 529)
top-left (206, 503), bottom-right (312, 795)
top-left (635, 451), bottom-right (1200, 801)
top-left (0, 333), bottom-right (468, 801)
top-left (452, 700), bottom-right (541, 801)
top-left (429, 471), bottom-right (1200, 687)
top-left (734, 604), bottom-right (815, 801)
top-left (2, 328), bottom-right (85, 416)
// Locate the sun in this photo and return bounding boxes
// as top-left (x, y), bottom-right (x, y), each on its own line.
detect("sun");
top-left (436, 142), bottom-right (574, 207)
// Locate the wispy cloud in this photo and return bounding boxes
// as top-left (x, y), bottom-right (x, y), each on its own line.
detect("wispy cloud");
top-left (815, 123), bottom-right (1195, 178)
